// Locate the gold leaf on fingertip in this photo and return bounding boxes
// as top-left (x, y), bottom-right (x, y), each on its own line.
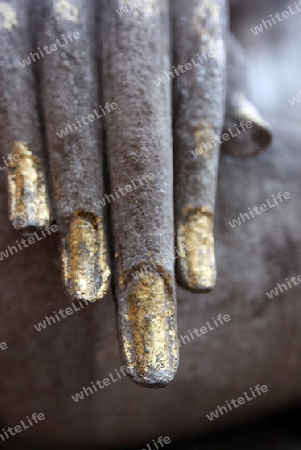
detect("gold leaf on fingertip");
top-left (177, 206), bottom-right (216, 291)
top-left (119, 270), bottom-right (179, 388)
top-left (7, 142), bottom-right (50, 232)
top-left (62, 212), bottom-right (110, 302)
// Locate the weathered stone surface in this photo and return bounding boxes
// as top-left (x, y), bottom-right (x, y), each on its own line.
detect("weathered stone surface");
top-left (0, 117), bottom-right (299, 448)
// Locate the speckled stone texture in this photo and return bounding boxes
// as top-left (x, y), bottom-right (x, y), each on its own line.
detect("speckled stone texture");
top-left (38, 0), bottom-right (105, 234)
top-left (172, 0), bottom-right (227, 212)
top-left (102, 0), bottom-right (178, 386)
top-left (0, 0), bottom-right (45, 162)
top-left (0, 117), bottom-right (300, 448)
top-left (102, 0), bottom-right (175, 279)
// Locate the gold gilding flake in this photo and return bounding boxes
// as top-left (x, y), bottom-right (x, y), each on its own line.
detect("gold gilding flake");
top-left (121, 271), bottom-right (178, 387)
top-left (7, 142), bottom-right (50, 231)
top-left (0, 3), bottom-right (18, 30)
top-left (177, 206), bottom-right (216, 291)
top-left (54, 0), bottom-right (79, 23)
top-left (194, 126), bottom-right (219, 158)
top-left (62, 212), bottom-right (110, 302)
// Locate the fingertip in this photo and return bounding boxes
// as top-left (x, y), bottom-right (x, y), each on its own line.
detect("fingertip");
top-left (225, 93), bottom-right (272, 158)
top-left (176, 207), bottom-right (216, 292)
top-left (117, 270), bottom-right (179, 388)
top-left (7, 142), bottom-right (51, 233)
top-left (61, 211), bottom-right (111, 303)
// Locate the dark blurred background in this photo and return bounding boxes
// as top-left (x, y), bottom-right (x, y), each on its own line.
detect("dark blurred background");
top-left (2, 0), bottom-right (301, 448)
top-left (160, 0), bottom-right (301, 447)
top-left (231, 0), bottom-right (301, 122)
